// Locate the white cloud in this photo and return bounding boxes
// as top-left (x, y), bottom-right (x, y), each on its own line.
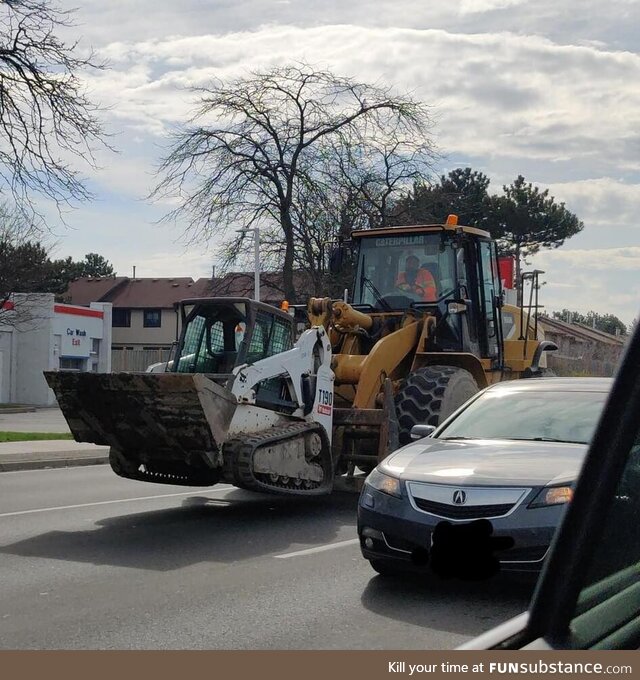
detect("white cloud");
top-left (542, 179), bottom-right (640, 230)
top-left (41, 6), bottom-right (638, 327)
top-left (86, 25), bottom-right (640, 185)
top-left (531, 247), bottom-right (640, 324)
top-left (128, 250), bottom-right (217, 279)
top-left (70, 1), bottom-right (639, 53)
top-left (459, 0), bottom-right (527, 14)
top-left (536, 246), bottom-right (640, 271)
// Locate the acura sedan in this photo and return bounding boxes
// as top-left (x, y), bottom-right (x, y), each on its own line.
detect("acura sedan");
top-left (358, 378), bottom-right (611, 578)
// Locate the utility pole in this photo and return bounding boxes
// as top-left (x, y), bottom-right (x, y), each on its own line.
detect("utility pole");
top-left (236, 227), bottom-right (260, 301)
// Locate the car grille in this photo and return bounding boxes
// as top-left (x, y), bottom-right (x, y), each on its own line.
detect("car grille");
top-left (413, 498), bottom-right (515, 519)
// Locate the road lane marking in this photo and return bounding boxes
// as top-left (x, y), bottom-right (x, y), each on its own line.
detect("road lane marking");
top-left (274, 538), bottom-right (359, 558)
top-left (0, 486), bottom-right (233, 518)
top-left (2, 464), bottom-right (109, 475)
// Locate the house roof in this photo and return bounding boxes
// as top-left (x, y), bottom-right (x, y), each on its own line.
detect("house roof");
top-left (66, 277), bottom-right (197, 308)
top-left (109, 278), bottom-right (197, 308)
top-left (538, 316), bottom-right (626, 346)
top-left (65, 276), bottom-right (128, 306)
top-left (67, 271), bottom-right (315, 309)
top-left (192, 273), bottom-right (285, 303)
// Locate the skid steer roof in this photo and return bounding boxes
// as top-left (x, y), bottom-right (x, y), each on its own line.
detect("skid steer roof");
top-left (178, 296), bottom-right (292, 322)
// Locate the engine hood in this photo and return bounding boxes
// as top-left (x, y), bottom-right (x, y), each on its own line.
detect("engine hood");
top-left (380, 438), bottom-right (587, 487)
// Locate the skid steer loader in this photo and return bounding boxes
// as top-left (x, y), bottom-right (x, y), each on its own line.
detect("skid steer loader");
top-left (45, 216), bottom-right (555, 495)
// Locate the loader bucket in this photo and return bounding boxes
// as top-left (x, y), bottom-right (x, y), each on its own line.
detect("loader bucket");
top-left (44, 372), bottom-right (238, 464)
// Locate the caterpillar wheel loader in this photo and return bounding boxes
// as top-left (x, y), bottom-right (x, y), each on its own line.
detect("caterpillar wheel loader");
top-left (45, 216), bottom-right (555, 495)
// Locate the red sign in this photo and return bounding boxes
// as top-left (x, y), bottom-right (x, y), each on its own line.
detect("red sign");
top-left (54, 304), bottom-right (103, 319)
top-left (498, 257), bottom-right (515, 289)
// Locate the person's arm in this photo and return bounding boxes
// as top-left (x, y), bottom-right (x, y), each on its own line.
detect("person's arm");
top-left (418, 269), bottom-right (437, 301)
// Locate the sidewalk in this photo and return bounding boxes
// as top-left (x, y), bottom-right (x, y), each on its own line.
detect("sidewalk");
top-left (0, 405), bottom-right (109, 472)
top-left (0, 439), bottom-right (109, 472)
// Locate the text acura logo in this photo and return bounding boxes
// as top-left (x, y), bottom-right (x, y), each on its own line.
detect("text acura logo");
top-left (452, 489), bottom-right (467, 505)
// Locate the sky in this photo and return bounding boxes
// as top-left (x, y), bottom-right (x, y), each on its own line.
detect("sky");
top-left (43, 0), bottom-right (640, 325)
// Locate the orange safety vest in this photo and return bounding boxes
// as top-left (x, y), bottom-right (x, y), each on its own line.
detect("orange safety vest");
top-left (396, 268), bottom-right (437, 301)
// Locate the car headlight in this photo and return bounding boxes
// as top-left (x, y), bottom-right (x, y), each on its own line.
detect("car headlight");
top-left (528, 485), bottom-right (574, 508)
top-left (365, 468), bottom-right (402, 498)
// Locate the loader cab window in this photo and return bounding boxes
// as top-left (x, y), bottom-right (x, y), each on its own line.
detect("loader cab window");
top-left (352, 233), bottom-right (456, 310)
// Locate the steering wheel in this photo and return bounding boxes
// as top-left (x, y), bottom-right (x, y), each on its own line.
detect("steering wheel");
top-left (376, 293), bottom-right (415, 310)
top-left (395, 282), bottom-right (423, 298)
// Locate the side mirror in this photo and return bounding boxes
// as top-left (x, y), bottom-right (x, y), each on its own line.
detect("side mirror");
top-left (410, 424), bottom-right (436, 440)
top-left (524, 340), bottom-right (559, 377)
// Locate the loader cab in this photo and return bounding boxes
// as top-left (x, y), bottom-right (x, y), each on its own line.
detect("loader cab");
top-left (171, 298), bottom-right (294, 379)
top-left (350, 223), bottom-right (503, 364)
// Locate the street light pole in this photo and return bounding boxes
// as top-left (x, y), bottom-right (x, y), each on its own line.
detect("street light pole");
top-left (236, 227), bottom-right (260, 302)
top-left (253, 228), bottom-right (260, 302)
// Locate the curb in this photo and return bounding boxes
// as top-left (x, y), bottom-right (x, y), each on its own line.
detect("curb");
top-left (0, 407), bottom-right (37, 414)
top-left (0, 454), bottom-right (109, 472)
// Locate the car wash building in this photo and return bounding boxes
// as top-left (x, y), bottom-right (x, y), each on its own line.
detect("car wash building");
top-left (0, 293), bottom-right (112, 406)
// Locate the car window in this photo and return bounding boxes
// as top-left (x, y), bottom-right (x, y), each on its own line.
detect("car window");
top-left (567, 429), bottom-right (640, 648)
top-left (437, 390), bottom-right (607, 444)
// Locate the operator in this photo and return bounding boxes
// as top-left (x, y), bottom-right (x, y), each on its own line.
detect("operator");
top-left (396, 255), bottom-right (437, 301)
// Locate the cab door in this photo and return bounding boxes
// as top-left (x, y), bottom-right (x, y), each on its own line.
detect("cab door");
top-left (477, 240), bottom-right (503, 366)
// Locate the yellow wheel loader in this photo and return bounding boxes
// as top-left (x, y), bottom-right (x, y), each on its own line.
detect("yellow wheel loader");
top-left (45, 217), bottom-right (555, 495)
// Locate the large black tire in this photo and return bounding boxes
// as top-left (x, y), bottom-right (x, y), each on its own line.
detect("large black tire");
top-left (395, 365), bottom-right (479, 445)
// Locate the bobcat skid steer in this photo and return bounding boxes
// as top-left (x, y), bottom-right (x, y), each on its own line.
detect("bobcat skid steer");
top-left (46, 298), bottom-right (337, 495)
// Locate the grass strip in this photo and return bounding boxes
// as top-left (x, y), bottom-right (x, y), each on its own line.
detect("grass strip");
top-left (0, 432), bottom-right (73, 442)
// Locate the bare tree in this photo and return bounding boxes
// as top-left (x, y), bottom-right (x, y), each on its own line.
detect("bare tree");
top-left (153, 64), bottom-right (436, 300)
top-left (0, 0), bottom-right (107, 221)
top-left (0, 201), bottom-right (49, 328)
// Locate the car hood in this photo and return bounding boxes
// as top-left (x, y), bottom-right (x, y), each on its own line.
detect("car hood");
top-left (381, 438), bottom-right (587, 487)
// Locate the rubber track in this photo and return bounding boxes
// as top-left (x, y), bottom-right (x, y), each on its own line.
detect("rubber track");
top-left (223, 422), bottom-right (332, 496)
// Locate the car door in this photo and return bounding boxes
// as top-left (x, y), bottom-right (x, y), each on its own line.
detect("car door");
top-left (462, 317), bottom-right (640, 650)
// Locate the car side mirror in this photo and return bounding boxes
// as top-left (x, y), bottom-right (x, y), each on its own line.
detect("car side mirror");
top-left (410, 424), bottom-right (436, 440)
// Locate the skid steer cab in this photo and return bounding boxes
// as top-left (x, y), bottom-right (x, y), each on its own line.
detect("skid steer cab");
top-left (45, 298), bottom-right (337, 495)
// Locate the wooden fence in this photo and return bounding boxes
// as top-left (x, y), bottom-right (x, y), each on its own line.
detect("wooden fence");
top-left (111, 348), bottom-right (172, 373)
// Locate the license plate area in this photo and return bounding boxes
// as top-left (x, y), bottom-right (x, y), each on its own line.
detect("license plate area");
top-left (429, 519), bottom-right (514, 579)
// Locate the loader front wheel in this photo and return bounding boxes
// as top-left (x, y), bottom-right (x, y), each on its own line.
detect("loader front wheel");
top-left (395, 366), bottom-right (479, 445)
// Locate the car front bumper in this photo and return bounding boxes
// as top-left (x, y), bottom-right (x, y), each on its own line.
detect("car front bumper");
top-left (357, 484), bottom-right (566, 574)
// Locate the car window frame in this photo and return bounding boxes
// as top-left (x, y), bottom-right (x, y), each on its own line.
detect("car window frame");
top-left (484, 323), bottom-right (640, 649)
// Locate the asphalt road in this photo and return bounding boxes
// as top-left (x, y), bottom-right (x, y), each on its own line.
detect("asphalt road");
top-left (0, 465), bottom-right (534, 649)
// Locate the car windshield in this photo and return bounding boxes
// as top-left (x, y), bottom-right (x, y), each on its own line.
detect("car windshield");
top-left (437, 389), bottom-right (608, 444)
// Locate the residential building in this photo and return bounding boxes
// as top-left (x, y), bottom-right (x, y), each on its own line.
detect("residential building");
top-left (538, 316), bottom-right (627, 377)
top-left (66, 276), bottom-right (198, 350)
